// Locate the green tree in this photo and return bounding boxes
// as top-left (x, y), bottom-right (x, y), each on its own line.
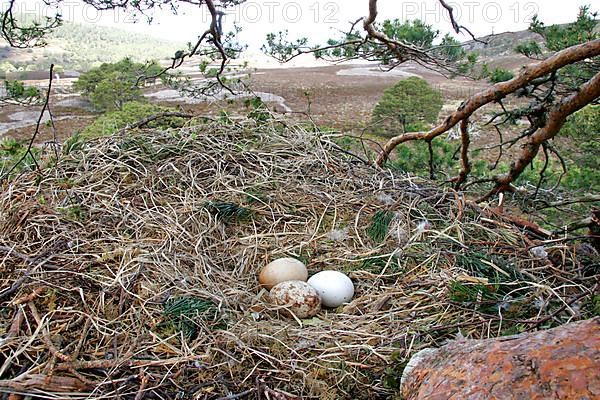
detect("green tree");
top-left (382, 19), bottom-right (438, 48)
top-left (371, 77), bottom-right (443, 136)
top-left (437, 33), bottom-right (466, 61)
top-left (530, 6), bottom-right (598, 52)
top-left (559, 105), bottom-right (600, 189)
top-left (528, 6), bottom-right (599, 90)
top-left (73, 58), bottom-right (163, 111)
top-left (89, 72), bottom-right (141, 111)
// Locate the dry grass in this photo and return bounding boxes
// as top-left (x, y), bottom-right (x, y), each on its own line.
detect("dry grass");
top-left (0, 117), bottom-right (596, 399)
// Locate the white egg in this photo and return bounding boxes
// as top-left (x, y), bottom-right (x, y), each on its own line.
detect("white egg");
top-left (259, 257), bottom-right (308, 289)
top-left (307, 270), bottom-right (354, 308)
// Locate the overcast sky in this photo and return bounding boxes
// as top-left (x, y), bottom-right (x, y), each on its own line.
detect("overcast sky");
top-left (11, 0), bottom-right (599, 48)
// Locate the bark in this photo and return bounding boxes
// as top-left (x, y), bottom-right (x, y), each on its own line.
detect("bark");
top-left (0, 374), bottom-right (89, 393)
top-left (451, 118), bottom-right (471, 189)
top-left (401, 317), bottom-right (600, 400)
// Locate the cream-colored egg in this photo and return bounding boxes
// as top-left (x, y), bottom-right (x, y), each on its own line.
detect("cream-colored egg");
top-left (259, 257), bottom-right (308, 289)
top-left (270, 280), bottom-right (321, 318)
top-left (307, 271), bottom-right (354, 308)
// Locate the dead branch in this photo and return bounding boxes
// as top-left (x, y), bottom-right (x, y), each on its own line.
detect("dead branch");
top-left (136, 0), bottom-right (238, 94)
top-left (0, 252), bottom-right (54, 302)
top-left (376, 39), bottom-right (600, 200)
top-left (533, 143), bottom-right (551, 198)
top-left (437, 0), bottom-right (483, 43)
top-left (28, 302), bottom-right (72, 362)
top-left (0, 374), bottom-right (89, 393)
top-left (547, 148), bottom-right (567, 191)
top-left (215, 389), bottom-right (256, 400)
top-left (0, 64), bottom-right (54, 182)
top-left (538, 195), bottom-right (600, 209)
top-left (450, 119), bottom-right (471, 189)
top-left (5, 307), bottom-right (24, 338)
top-left (364, 0), bottom-right (443, 69)
top-left (482, 70), bottom-right (600, 200)
top-left (427, 140), bottom-right (435, 179)
top-left (518, 285), bottom-right (598, 329)
top-left (12, 286), bottom-right (46, 305)
top-left (485, 209), bottom-right (553, 238)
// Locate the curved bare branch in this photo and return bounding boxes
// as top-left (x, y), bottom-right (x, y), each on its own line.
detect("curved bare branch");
top-left (376, 39), bottom-right (600, 167)
top-left (483, 69), bottom-right (600, 199)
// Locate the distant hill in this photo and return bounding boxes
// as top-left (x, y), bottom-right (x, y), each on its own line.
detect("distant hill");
top-left (0, 19), bottom-right (185, 74)
top-left (464, 19), bottom-right (600, 59)
top-left (462, 30), bottom-right (545, 59)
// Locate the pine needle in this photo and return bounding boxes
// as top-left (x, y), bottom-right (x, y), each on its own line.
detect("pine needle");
top-left (367, 210), bottom-right (395, 242)
top-left (204, 201), bottom-right (251, 222)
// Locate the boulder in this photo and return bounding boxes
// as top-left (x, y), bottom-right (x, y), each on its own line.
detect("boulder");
top-left (401, 318), bottom-right (600, 399)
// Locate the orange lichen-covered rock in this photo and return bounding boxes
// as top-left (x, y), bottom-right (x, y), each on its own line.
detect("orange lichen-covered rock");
top-left (401, 318), bottom-right (600, 400)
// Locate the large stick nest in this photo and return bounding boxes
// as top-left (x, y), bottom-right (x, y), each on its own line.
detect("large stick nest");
top-left (0, 119), bottom-right (597, 399)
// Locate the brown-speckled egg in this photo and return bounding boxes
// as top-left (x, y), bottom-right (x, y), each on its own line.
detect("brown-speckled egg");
top-left (269, 280), bottom-right (321, 319)
top-left (259, 258), bottom-right (308, 289)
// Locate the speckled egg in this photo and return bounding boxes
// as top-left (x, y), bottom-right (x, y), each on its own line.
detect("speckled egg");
top-left (259, 257), bottom-right (308, 289)
top-left (269, 280), bottom-right (321, 319)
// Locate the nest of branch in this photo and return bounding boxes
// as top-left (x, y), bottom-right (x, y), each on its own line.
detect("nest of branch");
top-left (0, 118), bottom-right (597, 399)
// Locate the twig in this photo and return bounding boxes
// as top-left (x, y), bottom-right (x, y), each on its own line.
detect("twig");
top-left (215, 388), bottom-right (255, 400)
top-left (0, 64), bottom-right (54, 182)
top-left (437, 0), bottom-right (485, 43)
top-left (519, 286), bottom-right (597, 330)
top-left (0, 249), bottom-right (55, 302)
top-left (427, 140), bottom-right (435, 180)
top-left (12, 286), bottom-right (46, 305)
top-left (538, 195), bottom-right (600, 209)
top-left (134, 369), bottom-right (149, 400)
top-left (5, 307), bottom-right (24, 338)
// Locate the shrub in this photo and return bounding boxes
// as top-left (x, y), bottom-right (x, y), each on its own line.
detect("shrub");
top-left (0, 61), bottom-right (16, 75)
top-left (515, 41), bottom-right (543, 58)
top-left (3, 80), bottom-right (40, 99)
top-left (0, 137), bottom-right (40, 176)
top-left (371, 77), bottom-right (443, 137)
top-left (73, 58), bottom-right (163, 111)
top-left (80, 101), bottom-right (187, 139)
top-left (488, 68), bottom-right (515, 83)
top-left (388, 139), bottom-right (488, 179)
